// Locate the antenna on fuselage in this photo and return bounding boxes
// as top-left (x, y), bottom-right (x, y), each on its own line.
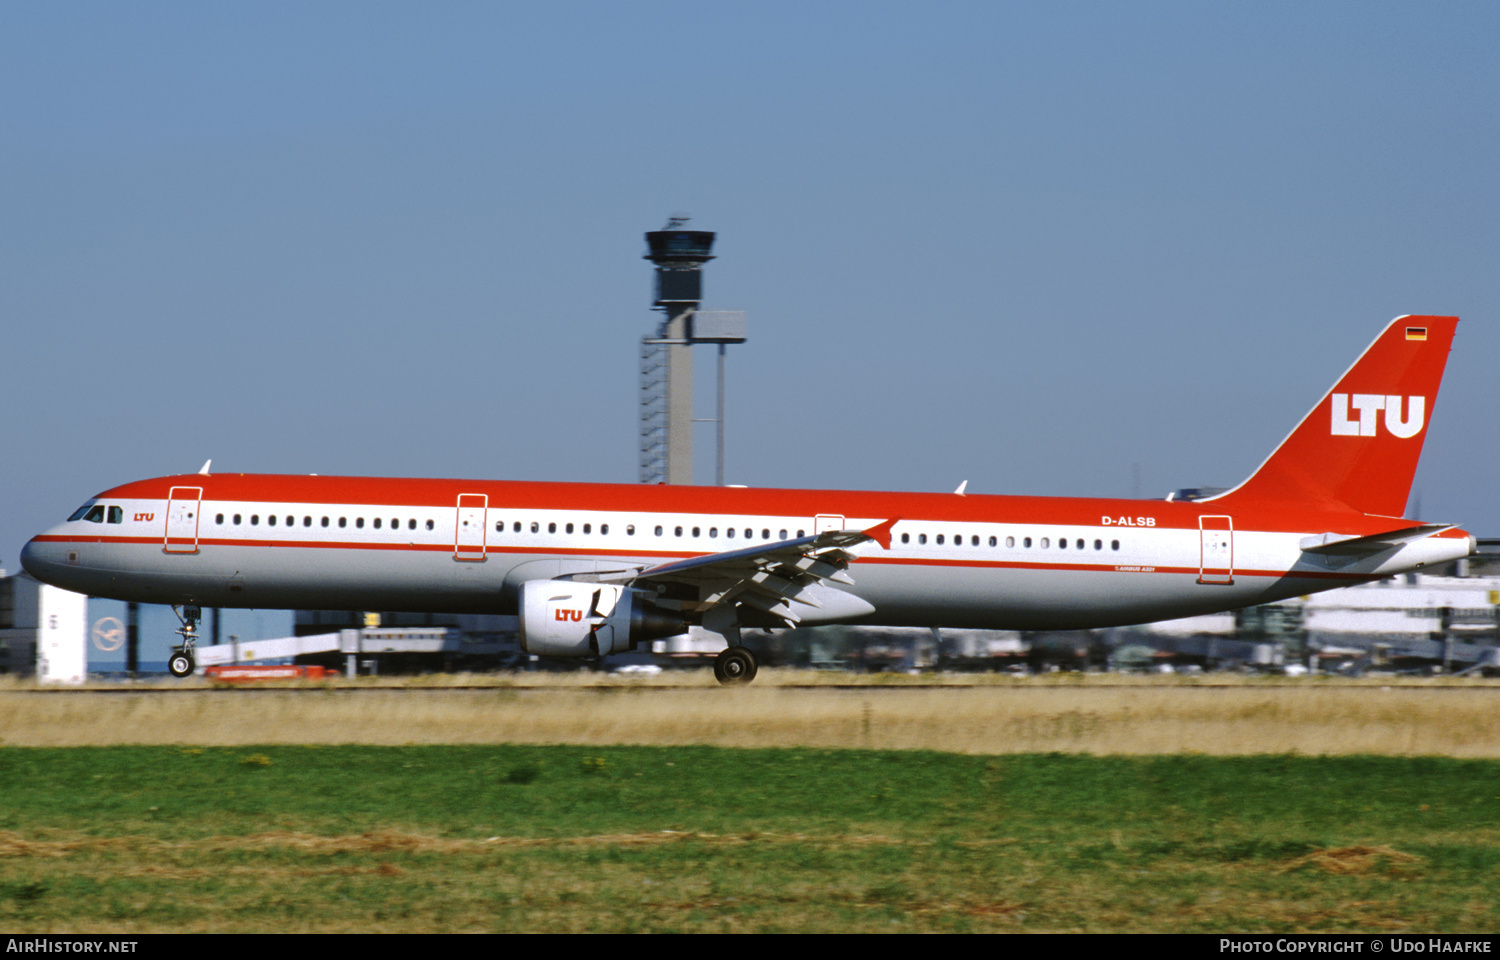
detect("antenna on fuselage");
top-left (198, 460), bottom-right (212, 476)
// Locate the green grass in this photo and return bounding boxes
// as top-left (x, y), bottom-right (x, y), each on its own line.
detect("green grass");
top-left (1, 747), bottom-right (1498, 932)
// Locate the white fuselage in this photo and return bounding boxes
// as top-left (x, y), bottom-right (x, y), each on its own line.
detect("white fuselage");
top-left (20, 478), bottom-right (1474, 632)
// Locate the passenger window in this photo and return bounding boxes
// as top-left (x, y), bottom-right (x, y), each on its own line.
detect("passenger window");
top-left (1040, 537), bottom-right (1049, 548)
top-left (565, 523), bottom-right (574, 534)
top-left (583, 524), bottom-right (591, 534)
top-left (726, 528), bottom-right (735, 539)
top-left (1094, 539), bottom-right (1102, 550)
top-left (409, 519), bottom-right (416, 530)
top-left (531, 522), bottom-right (539, 533)
top-left (761, 529), bottom-right (770, 539)
top-left (304, 517), bottom-right (312, 527)
top-left (936, 534), bottom-right (945, 545)
top-left (601, 524), bottom-right (609, 535)
top-left (1005, 536), bottom-right (1014, 548)
top-left (901, 533), bottom-right (910, 544)
top-left (709, 527), bottom-right (717, 538)
top-left (797, 530), bottom-right (805, 537)
top-left (373, 518), bottom-right (381, 529)
top-left (1058, 538), bottom-right (1066, 549)
top-left (692, 527), bottom-right (700, 537)
top-left (655, 526), bottom-right (663, 536)
top-left (1024, 537), bottom-right (1032, 548)
top-left (548, 523), bottom-right (556, 534)
top-left (339, 517), bottom-right (346, 528)
top-left (235, 514), bottom-right (243, 525)
top-left (779, 529), bottom-right (788, 539)
top-left (918, 534), bottom-right (927, 545)
top-left (675, 526), bottom-right (683, 537)
top-left (252, 515), bottom-right (260, 526)
top-left (1112, 540), bottom-right (1120, 550)
top-left (356, 518), bottom-right (364, 529)
top-left (321, 517), bottom-right (329, 527)
top-left (215, 513), bottom-right (224, 525)
top-left (973, 536), bottom-right (980, 547)
top-left (426, 520), bottom-right (434, 531)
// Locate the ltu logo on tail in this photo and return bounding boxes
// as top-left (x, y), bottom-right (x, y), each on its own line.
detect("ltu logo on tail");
top-left (1330, 394), bottom-right (1425, 438)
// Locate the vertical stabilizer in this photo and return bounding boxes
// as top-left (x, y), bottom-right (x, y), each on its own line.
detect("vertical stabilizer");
top-left (1210, 315), bottom-right (1458, 517)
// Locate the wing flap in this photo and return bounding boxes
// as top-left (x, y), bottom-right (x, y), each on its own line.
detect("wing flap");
top-left (618, 518), bottom-right (898, 627)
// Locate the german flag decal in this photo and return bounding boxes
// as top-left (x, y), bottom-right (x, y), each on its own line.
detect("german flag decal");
top-left (1406, 326), bottom-right (1428, 340)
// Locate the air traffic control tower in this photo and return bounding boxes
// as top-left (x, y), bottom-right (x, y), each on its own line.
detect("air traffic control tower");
top-left (639, 218), bottom-right (746, 485)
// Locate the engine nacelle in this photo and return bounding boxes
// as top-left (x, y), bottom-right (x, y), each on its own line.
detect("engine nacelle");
top-left (518, 580), bottom-right (686, 658)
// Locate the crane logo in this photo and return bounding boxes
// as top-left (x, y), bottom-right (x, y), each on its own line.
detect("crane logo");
top-left (1330, 394), bottom-right (1425, 439)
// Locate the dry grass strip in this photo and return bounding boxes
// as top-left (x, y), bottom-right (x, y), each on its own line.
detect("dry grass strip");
top-left (0, 827), bottom-right (920, 859)
top-left (1280, 845), bottom-right (1423, 875)
top-left (4, 681), bottom-right (1500, 755)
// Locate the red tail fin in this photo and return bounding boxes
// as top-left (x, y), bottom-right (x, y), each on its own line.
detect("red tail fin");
top-left (1209, 315), bottom-right (1458, 518)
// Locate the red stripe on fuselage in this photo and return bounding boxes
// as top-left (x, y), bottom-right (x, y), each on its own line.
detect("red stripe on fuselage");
top-left (87, 473), bottom-right (1388, 535)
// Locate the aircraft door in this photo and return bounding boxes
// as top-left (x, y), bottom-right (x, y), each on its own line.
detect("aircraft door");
top-left (164, 486), bottom-right (203, 554)
top-left (454, 493), bottom-right (488, 562)
top-left (814, 514), bottom-right (846, 535)
top-left (1198, 515), bottom-right (1233, 584)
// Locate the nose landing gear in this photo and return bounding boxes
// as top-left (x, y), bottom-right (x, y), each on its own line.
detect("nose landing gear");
top-left (168, 605), bottom-right (201, 678)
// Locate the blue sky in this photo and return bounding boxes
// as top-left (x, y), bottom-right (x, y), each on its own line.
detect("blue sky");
top-left (4, 1), bottom-right (1498, 572)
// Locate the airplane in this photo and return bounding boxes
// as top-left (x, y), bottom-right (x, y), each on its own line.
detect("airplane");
top-left (21, 315), bottom-right (1473, 684)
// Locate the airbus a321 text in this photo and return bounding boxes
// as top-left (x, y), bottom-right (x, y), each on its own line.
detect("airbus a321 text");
top-left (22, 315), bottom-right (1473, 683)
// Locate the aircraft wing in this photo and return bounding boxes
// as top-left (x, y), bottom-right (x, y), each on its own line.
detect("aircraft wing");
top-left (1299, 523), bottom-right (1457, 556)
top-left (611, 518), bottom-right (897, 626)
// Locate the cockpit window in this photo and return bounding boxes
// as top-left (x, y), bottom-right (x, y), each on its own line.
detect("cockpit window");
top-left (107, 506), bottom-right (124, 524)
top-left (81, 505), bottom-right (106, 523)
top-left (68, 504), bottom-right (94, 521)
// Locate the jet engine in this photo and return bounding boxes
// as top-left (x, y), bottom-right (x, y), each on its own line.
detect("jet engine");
top-left (518, 580), bottom-right (687, 657)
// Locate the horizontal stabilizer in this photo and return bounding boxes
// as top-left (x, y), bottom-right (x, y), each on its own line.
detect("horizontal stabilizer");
top-left (1299, 523), bottom-right (1456, 556)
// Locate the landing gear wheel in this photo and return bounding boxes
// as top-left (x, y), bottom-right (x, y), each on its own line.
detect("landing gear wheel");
top-left (168, 650), bottom-right (195, 678)
top-left (714, 646), bottom-right (758, 685)
top-left (169, 604), bottom-right (201, 679)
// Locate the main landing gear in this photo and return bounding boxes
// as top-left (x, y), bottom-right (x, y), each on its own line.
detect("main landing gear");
top-left (168, 605), bottom-right (201, 678)
top-left (713, 646), bottom-right (758, 685)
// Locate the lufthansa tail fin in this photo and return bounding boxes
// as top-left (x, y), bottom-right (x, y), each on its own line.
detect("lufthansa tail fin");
top-left (1207, 315), bottom-right (1458, 518)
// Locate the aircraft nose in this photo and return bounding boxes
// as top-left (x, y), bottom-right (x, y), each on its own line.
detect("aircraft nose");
top-left (20, 536), bottom-right (62, 581)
